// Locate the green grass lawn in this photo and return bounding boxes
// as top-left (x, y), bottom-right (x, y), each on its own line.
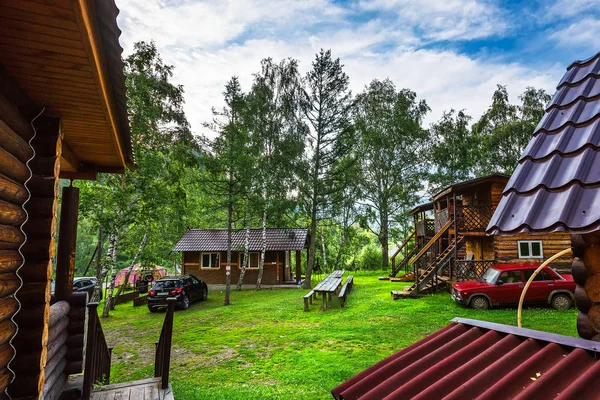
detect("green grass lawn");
top-left (101, 271), bottom-right (577, 399)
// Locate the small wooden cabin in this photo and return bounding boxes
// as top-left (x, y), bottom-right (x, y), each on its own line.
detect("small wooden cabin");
top-left (174, 228), bottom-right (309, 285)
top-left (391, 174), bottom-right (572, 295)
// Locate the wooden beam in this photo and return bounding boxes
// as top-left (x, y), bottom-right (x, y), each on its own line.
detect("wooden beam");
top-left (59, 164), bottom-right (97, 181)
top-left (0, 63), bottom-right (39, 140)
top-left (296, 250), bottom-right (301, 284)
top-left (73, 0), bottom-right (126, 169)
top-left (59, 141), bottom-right (80, 172)
top-left (55, 186), bottom-right (79, 301)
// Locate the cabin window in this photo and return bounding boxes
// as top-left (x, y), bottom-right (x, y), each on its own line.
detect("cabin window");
top-left (248, 252), bottom-right (260, 269)
top-left (201, 253), bottom-right (219, 268)
top-left (518, 240), bottom-right (543, 259)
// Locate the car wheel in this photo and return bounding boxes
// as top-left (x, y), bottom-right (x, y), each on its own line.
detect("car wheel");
top-left (551, 294), bottom-right (572, 310)
top-left (470, 296), bottom-right (490, 310)
top-left (202, 288), bottom-right (208, 301)
top-left (180, 295), bottom-right (190, 310)
top-left (148, 306), bottom-right (157, 313)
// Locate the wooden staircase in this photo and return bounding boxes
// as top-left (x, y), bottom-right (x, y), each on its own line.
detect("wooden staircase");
top-left (403, 234), bottom-right (465, 296)
top-left (390, 246), bottom-right (418, 277)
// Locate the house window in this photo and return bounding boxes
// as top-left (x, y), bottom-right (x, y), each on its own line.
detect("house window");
top-left (518, 241), bottom-right (543, 259)
top-left (238, 252), bottom-right (261, 269)
top-left (201, 253), bottom-right (219, 268)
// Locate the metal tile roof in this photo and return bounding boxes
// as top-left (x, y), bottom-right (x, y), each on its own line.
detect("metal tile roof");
top-left (332, 318), bottom-right (600, 400)
top-left (172, 228), bottom-right (308, 252)
top-left (488, 51), bottom-right (600, 235)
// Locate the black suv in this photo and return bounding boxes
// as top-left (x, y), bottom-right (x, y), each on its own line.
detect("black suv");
top-left (147, 275), bottom-right (207, 312)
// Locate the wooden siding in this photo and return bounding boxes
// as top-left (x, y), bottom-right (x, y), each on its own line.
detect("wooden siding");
top-left (493, 233), bottom-right (572, 266)
top-left (182, 251), bottom-right (287, 285)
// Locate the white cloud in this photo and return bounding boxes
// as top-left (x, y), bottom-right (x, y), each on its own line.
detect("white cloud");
top-left (549, 18), bottom-right (600, 48)
top-left (115, 0), bottom-right (560, 137)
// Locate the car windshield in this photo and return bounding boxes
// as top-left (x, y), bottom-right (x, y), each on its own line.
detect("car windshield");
top-left (152, 280), bottom-right (180, 290)
top-left (482, 268), bottom-right (501, 284)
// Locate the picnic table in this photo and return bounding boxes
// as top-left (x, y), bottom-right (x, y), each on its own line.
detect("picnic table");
top-left (313, 270), bottom-right (344, 310)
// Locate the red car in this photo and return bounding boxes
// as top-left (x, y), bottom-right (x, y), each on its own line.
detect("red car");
top-left (451, 263), bottom-right (575, 310)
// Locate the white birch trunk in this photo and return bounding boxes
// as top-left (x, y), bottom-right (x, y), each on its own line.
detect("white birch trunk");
top-left (236, 222), bottom-right (250, 291)
top-left (102, 232), bottom-right (119, 318)
top-left (256, 207), bottom-right (267, 290)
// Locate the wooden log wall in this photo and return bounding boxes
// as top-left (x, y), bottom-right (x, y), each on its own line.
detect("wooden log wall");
top-left (39, 300), bottom-right (70, 400)
top-left (8, 117), bottom-right (61, 399)
top-left (65, 291), bottom-right (86, 376)
top-left (572, 233), bottom-right (600, 340)
top-left (494, 232), bottom-right (573, 267)
top-left (0, 84), bottom-right (34, 395)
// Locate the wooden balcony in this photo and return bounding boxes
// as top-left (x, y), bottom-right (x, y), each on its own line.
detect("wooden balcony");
top-left (415, 219), bottom-right (435, 237)
top-left (434, 205), bottom-right (496, 234)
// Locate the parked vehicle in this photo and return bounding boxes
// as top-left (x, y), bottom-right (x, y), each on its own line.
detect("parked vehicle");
top-left (73, 277), bottom-right (101, 300)
top-left (147, 275), bottom-right (208, 312)
top-left (451, 263), bottom-right (575, 310)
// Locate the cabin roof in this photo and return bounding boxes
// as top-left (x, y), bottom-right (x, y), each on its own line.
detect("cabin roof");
top-left (409, 202), bottom-right (434, 215)
top-left (332, 317), bottom-right (600, 400)
top-left (488, 52), bottom-right (600, 235)
top-left (0, 0), bottom-right (134, 178)
top-left (173, 228), bottom-right (309, 252)
top-left (432, 173), bottom-right (510, 202)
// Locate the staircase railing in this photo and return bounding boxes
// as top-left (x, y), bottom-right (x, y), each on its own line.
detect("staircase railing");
top-left (155, 298), bottom-right (175, 390)
top-left (390, 231), bottom-right (415, 274)
top-left (82, 303), bottom-right (113, 399)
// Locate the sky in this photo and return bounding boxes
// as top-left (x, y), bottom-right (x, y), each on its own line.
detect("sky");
top-left (115, 0), bottom-right (600, 136)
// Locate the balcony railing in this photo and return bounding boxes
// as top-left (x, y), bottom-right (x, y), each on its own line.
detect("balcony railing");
top-left (456, 205), bottom-right (496, 232)
top-left (82, 303), bottom-right (113, 399)
top-left (415, 219), bottom-right (435, 237)
top-left (454, 259), bottom-right (495, 281)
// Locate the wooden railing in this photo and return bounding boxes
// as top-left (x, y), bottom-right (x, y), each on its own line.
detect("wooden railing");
top-left (434, 209), bottom-right (449, 232)
top-left (456, 205), bottom-right (496, 232)
top-left (82, 303), bottom-right (112, 399)
top-left (454, 259), bottom-right (495, 281)
top-left (390, 231), bottom-right (415, 270)
top-left (415, 219), bottom-right (435, 237)
top-left (155, 298), bottom-right (175, 390)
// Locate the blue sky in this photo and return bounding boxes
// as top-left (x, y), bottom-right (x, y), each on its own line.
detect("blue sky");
top-left (115, 0), bottom-right (600, 134)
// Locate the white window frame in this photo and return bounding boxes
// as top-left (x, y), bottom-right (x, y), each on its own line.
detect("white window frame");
top-left (518, 240), bottom-right (543, 259)
top-left (201, 252), bottom-right (220, 269)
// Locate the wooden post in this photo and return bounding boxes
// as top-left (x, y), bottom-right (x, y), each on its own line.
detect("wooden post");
top-left (82, 303), bottom-right (98, 400)
top-left (55, 184), bottom-right (79, 301)
top-left (276, 252), bottom-right (280, 284)
top-left (452, 194), bottom-right (458, 280)
top-left (296, 250), bottom-right (301, 284)
top-left (162, 298), bottom-right (175, 389)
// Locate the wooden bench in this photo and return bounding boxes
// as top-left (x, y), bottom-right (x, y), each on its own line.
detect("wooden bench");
top-left (304, 290), bottom-right (315, 311)
top-left (338, 275), bottom-right (354, 308)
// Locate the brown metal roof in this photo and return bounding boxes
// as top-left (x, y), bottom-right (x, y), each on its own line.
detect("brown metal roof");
top-left (0, 0), bottom-right (134, 177)
top-left (332, 318), bottom-right (600, 400)
top-left (488, 51), bottom-right (600, 235)
top-left (409, 202), bottom-right (434, 215)
top-left (173, 228), bottom-right (308, 252)
top-left (432, 173), bottom-right (510, 202)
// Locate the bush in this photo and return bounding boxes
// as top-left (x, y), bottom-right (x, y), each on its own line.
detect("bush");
top-left (356, 245), bottom-right (382, 270)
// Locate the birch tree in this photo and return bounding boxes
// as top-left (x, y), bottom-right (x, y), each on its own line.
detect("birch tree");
top-left (301, 49), bottom-right (353, 288)
top-left (354, 79), bottom-right (430, 269)
top-left (244, 58), bottom-right (306, 289)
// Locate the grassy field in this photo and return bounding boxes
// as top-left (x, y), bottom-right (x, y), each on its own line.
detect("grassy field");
top-left (101, 271), bottom-right (577, 399)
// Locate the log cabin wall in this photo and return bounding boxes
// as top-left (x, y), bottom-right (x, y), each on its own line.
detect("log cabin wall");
top-left (0, 72), bottom-right (40, 395)
top-left (9, 117), bottom-right (61, 398)
top-left (572, 233), bottom-right (600, 340)
top-left (493, 232), bottom-right (573, 268)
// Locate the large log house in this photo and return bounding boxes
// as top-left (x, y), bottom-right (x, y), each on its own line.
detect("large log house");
top-left (0, 1), bottom-right (135, 398)
top-left (390, 174), bottom-right (572, 295)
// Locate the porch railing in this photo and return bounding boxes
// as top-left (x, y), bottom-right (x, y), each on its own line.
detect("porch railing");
top-left (456, 205), bottom-right (496, 232)
top-left (454, 260), bottom-right (495, 281)
top-left (82, 303), bottom-right (113, 399)
top-left (434, 209), bottom-right (449, 232)
top-left (415, 219), bottom-right (435, 237)
top-left (155, 298), bottom-right (175, 389)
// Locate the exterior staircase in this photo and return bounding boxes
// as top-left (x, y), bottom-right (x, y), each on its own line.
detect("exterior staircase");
top-left (403, 234), bottom-right (465, 296)
top-left (390, 246), bottom-right (418, 277)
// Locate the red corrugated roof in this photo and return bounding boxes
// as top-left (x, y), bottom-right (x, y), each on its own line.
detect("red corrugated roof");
top-left (488, 51), bottom-right (600, 235)
top-left (332, 318), bottom-right (600, 400)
